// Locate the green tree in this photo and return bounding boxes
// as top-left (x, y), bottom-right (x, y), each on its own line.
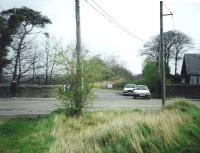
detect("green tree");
top-left (142, 60), bottom-right (159, 92)
top-left (0, 16), bottom-right (13, 81)
top-left (90, 56), bottom-right (114, 81)
top-left (104, 55), bottom-right (134, 82)
top-left (57, 47), bottom-right (103, 115)
top-left (1, 7), bottom-right (51, 83)
top-left (142, 59), bottom-right (171, 97)
top-left (111, 65), bottom-right (134, 82)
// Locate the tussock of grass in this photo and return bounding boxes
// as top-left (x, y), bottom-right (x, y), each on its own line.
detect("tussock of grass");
top-left (49, 104), bottom-right (195, 153)
top-left (165, 98), bottom-right (196, 111)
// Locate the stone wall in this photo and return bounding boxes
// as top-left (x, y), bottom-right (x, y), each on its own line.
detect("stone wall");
top-left (0, 85), bottom-right (62, 98)
top-left (1, 84), bottom-right (199, 99)
top-left (166, 84), bottom-right (200, 99)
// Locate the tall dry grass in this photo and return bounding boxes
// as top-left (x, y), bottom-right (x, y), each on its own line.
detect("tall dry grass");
top-left (49, 109), bottom-right (192, 153)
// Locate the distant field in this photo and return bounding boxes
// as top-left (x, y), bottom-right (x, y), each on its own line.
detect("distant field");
top-left (0, 99), bottom-right (200, 153)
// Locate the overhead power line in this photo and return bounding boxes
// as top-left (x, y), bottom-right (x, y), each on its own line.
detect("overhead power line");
top-left (163, 2), bottom-right (173, 15)
top-left (163, 2), bottom-right (175, 30)
top-left (84, 0), bottom-right (145, 42)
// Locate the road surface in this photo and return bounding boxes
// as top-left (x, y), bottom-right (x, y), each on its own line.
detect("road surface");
top-left (0, 89), bottom-right (200, 116)
top-left (91, 89), bottom-right (200, 111)
top-left (0, 98), bottom-right (61, 116)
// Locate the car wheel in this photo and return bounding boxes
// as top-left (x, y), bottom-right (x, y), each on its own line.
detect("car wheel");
top-left (147, 95), bottom-right (151, 99)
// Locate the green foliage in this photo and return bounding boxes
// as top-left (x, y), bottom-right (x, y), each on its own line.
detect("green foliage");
top-left (111, 65), bottom-right (134, 82)
top-left (165, 99), bottom-right (196, 112)
top-left (113, 81), bottom-right (127, 89)
top-left (142, 60), bottom-right (171, 95)
top-left (0, 16), bottom-right (12, 79)
top-left (57, 49), bottom-right (104, 115)
top-left (1, 7), bottom-right (51, 28)
top-left (90, 57), bottom-right (134, 82)
top-left (90, 56), bottom-right (114, 81)
top-left (101, 66), bottom-right (114, 80)
top-left (142, 60), bottom-right (159, 92)
top-left (165, 100), bottom-right (200, 153)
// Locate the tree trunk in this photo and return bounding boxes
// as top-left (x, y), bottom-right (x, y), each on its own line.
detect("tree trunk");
top-left (45, 37), bottom-right (49, 85)
top-left (175, 55), bottom-right (178, 75)
top-left (12, 50), bottom-right (20, 82)
top-left (17, 53), bottom-right (21, 85)
top-left (12, 33), bottom-right (26, 82)
top-left (49, 55), bottom-right (56, 85)
top-left (0, 69), bottom-right (2, 83)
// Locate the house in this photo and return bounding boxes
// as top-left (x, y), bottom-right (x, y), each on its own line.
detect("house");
top-left (181, 54), bottom-right (200, 85)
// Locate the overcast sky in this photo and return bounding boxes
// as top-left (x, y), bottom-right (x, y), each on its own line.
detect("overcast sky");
top-left (1, 0), bottom-right (200, 74)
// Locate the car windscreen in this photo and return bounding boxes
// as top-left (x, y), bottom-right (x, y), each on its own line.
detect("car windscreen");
top-left (125, 84), bottom-right (135, 88)
top-left (135, 86), bottom-right (148, 90)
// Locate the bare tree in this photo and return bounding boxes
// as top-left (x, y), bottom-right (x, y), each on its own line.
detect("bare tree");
top-left (141, 31), bottom-right (174, 65)
top-left (171, 31), bottom-right (193, 75)
top-left (24, 45), bottom-right (44, 84)
top-left (1, 7), bottom-right (51, 84)
top-left (141, 36), bottom-right (160, 65)
top-left (141, 30), bottom-right (193, 74)
top-left (41, 35), bottom-right (62, 84)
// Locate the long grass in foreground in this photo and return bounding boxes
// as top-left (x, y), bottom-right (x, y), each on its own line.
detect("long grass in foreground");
top-left (0, 99), bottom-right (200, 153)
top-left (49, 101), bottom-right (197, 153)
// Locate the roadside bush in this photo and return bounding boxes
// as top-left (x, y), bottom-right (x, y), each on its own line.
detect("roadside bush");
top-left (113, 81), bottom-right (126, 89)
top-left (57, 48), bottom-right (104, 115)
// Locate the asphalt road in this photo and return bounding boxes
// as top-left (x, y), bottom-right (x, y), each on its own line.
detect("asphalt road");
top-left (92, 89), bottom-right (200, 111)
top-left (0, 98), bottom-right (61, 116)
top-left (0, 88), bottom-right (200, 116)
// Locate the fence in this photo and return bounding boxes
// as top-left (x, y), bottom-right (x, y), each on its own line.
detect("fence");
top-left (166, 84), bottom-right (200, 99)
top-left (1, 84), bottom-right (199, 99)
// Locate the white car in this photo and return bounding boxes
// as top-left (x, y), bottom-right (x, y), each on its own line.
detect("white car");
top-left (123, 84), bottom-right (136, 96)
top-left (133, 85), bottom-right (151, 99)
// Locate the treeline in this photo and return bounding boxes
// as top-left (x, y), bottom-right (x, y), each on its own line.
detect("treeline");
top-left (1, 7), bottom-right (193, 91)
top-left (0, 7), bottom-right (135, 85)
top-left (93, 56), bottom-right (135, 82)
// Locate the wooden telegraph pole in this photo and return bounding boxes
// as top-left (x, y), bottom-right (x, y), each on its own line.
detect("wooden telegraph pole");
top-left (75, 0), bottom-right (82, 107)
top-left (160, 1), bottom-right (165, 107)
top-left (160, 1), bottom-right (173, 107)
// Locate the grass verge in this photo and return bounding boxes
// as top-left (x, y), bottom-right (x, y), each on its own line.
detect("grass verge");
top-left (0, 99), bottom-right (200, 153)
top-left (0, 115), bottom-right (54, 153)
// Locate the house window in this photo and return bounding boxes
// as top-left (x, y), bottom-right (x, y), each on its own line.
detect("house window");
top-left (182, 78), bottom-right (185, 84)
top-left (197, 76), bottom-right (200, 85)
top-left (190, 76), bottom-right (197, 85)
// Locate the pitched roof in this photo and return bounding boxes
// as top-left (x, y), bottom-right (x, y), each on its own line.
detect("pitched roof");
top-left (184, 54), bottom-right (200, 75)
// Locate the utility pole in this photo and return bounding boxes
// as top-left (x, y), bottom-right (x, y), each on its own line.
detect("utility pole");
top-left (160, 1), bottom-right (173, 107)
top-left (160, 1), bottom-right (165, 107)
top-left (75, 0), bottom-right (82, 107)
top-left (44, 32), bottom-right (49, 85)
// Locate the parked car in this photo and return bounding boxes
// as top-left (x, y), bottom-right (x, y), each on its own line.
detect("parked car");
top-left (133, 85), bottom-right (151, 99)
top-left (123, 84), bottom-right (136, 96)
